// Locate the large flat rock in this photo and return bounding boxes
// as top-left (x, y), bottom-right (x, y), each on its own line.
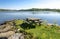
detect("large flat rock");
top-left (8, 33), bottom-right (24, 39)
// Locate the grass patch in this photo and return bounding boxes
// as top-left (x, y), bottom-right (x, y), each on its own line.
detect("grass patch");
top-left (14, 20), bottom-right (60, 39)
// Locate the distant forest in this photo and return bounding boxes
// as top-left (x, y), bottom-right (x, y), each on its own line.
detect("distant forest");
top-left (0, 8), bottom-right (60, 12)
top-left (19, 8), bottom-right (60, 12)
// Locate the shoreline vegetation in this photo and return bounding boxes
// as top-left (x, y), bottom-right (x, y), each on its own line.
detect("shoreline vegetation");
top-left (0, 18), bottom-right (60, 39)
top-left (0, 8), bottom-right (60, 12)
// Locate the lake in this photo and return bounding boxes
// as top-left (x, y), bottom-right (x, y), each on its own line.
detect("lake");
top-left (0, 11), bottom-right (60, 25)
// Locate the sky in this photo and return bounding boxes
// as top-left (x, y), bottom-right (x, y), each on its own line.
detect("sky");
top-left (0, 0), bottom-right (60, 10)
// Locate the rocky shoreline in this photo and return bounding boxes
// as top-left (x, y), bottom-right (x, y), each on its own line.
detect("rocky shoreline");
top-left (0, 20), bottom-right (25, 39)
top-left (0, 19), bottom-right (60, 39)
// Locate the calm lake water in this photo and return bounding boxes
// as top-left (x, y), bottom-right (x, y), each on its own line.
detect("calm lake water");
top-left (0, 11), bottom-right (60, 25)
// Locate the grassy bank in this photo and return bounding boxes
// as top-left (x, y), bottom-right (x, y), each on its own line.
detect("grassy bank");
top-left (13, 19), bottom-right (60, 39)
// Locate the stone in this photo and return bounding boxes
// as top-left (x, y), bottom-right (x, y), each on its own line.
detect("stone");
top-left (0, 31), bottom-right (15, 37)
top-left (8, 33), bottom-right (24, 39)
top-left (0, 25), bottom-right (14, 33)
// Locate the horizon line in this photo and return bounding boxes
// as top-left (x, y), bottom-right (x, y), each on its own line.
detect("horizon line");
top-left (0, 8), bottom-right (60, 10)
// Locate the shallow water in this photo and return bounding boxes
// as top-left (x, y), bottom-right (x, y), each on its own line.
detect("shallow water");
top-left (0, 11), bottom-right (60, 25)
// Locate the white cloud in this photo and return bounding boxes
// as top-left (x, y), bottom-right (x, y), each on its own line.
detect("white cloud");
top-left (35, 0), bottom-right (60, 9)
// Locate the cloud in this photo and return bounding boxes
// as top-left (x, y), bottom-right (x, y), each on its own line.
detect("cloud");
top-left (34, 0), bottom-right (60, 9)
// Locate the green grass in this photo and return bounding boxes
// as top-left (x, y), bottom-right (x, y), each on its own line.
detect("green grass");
top-left (25, 26), bottom-right (60, 39)
top-left (14, 20), bottom-right (60, 39)
top-left (15, 20), bottom-right (24, 25)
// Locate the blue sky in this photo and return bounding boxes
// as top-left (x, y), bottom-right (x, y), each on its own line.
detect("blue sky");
top-left (0, 0), bottom-right (60, 9)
